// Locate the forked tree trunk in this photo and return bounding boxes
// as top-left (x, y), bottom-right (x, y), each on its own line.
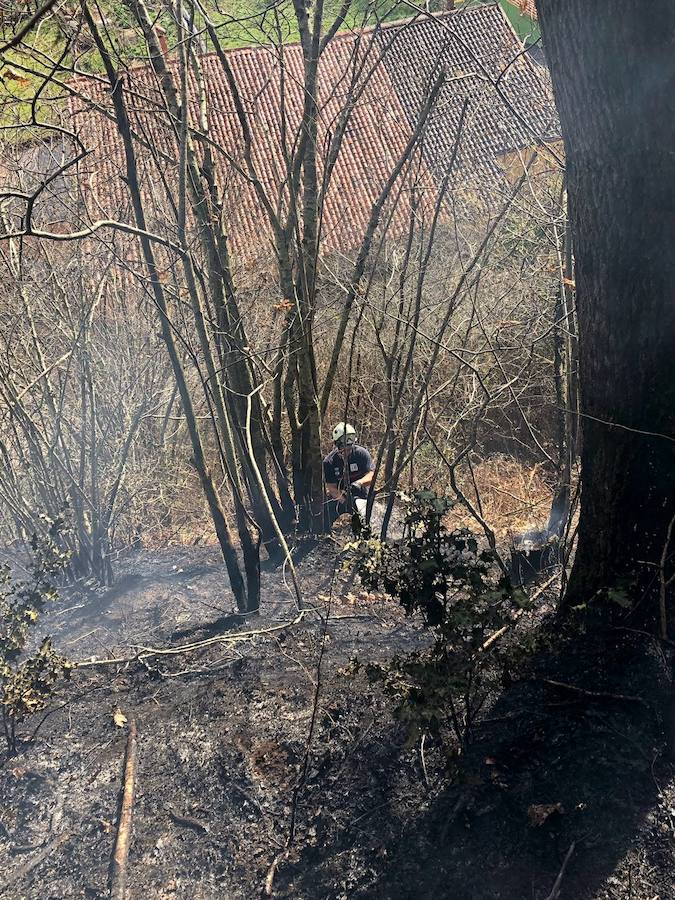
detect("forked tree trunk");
top-left (126, 0), bottom-right (292, 557)
top-left (537, 0), bottom-right (675, 618)
top-left (82, 4), bottom-right (251, 613)
top-left (291, 0), bottom-right (327, 534)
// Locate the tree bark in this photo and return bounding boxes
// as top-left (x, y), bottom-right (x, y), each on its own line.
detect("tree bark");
top-left (537, 0), bottom-right (675, 619)
top-left (547, 202), bottom-right (575, 538)
top-left (126, 0), bottom-right (292, 555)
top-left (291, 0), bottom-right (326, 534)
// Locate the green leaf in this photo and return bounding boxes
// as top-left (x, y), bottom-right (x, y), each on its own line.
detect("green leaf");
top-left (607, 588), bottom-right (632, 609)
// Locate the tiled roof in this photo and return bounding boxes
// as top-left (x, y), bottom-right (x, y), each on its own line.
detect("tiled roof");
top-left (68, 29), bottom-right (430, 262)
top-left (377, 4), bottom-right (555, 186)
top-left (64, 3), bottom-right (557, 260)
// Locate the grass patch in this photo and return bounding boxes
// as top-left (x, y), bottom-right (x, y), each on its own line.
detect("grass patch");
top-left (496, 0), bottom-right (540, 45)
top-left (0, 0), bottom-right (410, 139)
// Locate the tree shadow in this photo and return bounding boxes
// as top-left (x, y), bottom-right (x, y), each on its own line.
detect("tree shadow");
top-left (284, 626), bottom-right (673, 899)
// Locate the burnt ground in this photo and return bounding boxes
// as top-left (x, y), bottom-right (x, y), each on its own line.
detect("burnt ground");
top-left (1, 541), bottom-right (674, 899)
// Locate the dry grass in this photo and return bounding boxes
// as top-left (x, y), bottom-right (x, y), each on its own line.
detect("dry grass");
top-left (448, 455), bottom-right (554, 542)
top-left (120, 455), bottom-right (556, 553)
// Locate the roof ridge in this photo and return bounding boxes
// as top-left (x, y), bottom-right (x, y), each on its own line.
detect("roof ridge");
top-left (65, 3), bottom-right (507, 91)
top-left (121, 2), bottom-right (504, 71)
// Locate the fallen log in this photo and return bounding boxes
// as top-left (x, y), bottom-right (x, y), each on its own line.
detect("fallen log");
top-left (76, 613), bottom-right (305, 669)
top-left (110, 719), bottom-right (138, 900)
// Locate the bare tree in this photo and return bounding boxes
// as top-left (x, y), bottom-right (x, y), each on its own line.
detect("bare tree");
top-left (0, 0), bottom-right (568, 611)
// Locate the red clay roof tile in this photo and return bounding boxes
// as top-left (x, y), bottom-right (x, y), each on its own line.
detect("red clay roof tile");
top-left (63, 4), bottom-right (557, 259)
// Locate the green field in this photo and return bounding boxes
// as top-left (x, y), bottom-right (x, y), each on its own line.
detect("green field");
top-left (498, 0), bottom-right (541, 44)
top-left (0, 0), bottom-right (538, 135)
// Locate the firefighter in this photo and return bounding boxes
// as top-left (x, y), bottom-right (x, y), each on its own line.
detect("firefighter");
top-left (323, 422), bottom-right (375, 527)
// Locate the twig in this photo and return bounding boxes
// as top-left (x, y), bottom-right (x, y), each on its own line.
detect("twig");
top-left (439, 789), bottom-right (472, 843)
top-left (229, 782), bottom-right (265, 816)
top-left (420, 733), bottom-right (430, 788)
top-left (27, 684), bottom-right (103, 744)
top-left (479, 615), bottom-right (523, 653)
top-left (110, 719), bottom-right (139, 900)
top-left (287, 590), bottom-right (334, 839)
top-left (526, 573), bottom-right (561, 605)
top-left (612, 625), bottom-right (675, 650)
top-left (168, 808), bottom-right (209, 834)
top-left (544, 841), bottom-right (575, 900)
top-left (0, 0), bottom-right (59, 53)
top-left (333, 716), bottom-right (376, 777)
top-left (349, 799), bottom-right (392, 828)
top-left (264, 849), bottom-right (288, 897)
top-left (659, 514), bottom-right (675, 640)
top-left (479, 573), bottom-right (559, 653)
top-left (76, 613), bottom-right (305, 668)
top-left (0, 831), bottom-right (70, 892)
top-left (264, 568), bottom-right (337, 895)
top-left (538, 679), bottom-right (648, 707)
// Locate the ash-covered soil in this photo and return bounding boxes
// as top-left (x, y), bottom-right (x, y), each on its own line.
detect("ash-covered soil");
top-left (1, 542), bottom-right (674, 899)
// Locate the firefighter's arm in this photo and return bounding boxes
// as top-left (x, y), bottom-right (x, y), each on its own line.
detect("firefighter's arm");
top-left (353, 469), bottom-right (374, 490)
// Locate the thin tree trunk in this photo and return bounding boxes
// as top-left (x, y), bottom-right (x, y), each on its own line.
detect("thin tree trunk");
top-left (83, 3), bottom-right (249, 611)
top-left (547, 205), bottom-right (574, 538)
top-left (128, 0), bottom-right (291, 555)
top-left (291, 0), bottom-right (325, 533)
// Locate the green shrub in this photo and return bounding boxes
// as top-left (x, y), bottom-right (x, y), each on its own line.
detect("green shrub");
top-left (0, 517), bottom-right (72, 755)
top-left (347, 490), bottom-right (528, 753)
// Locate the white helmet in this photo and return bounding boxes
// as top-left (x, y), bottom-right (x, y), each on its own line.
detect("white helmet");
top-left (332, 421), bottom-right (357, 446)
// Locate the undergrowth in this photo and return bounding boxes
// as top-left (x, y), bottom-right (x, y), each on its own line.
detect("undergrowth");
top-left (346, 490), bottom-right (529, 756)
top-left (0, 516), bottom-right (72, 756)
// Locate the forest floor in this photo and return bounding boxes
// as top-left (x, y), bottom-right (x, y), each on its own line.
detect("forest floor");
top-left (1, 539), bottom-right (674, 899)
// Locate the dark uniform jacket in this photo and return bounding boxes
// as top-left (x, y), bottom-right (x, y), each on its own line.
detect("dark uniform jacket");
top-left (323, 445), bottom-right (375, 498)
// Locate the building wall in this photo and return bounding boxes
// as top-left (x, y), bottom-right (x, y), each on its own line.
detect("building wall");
top-left (516, 0), bottom-right (538, 18)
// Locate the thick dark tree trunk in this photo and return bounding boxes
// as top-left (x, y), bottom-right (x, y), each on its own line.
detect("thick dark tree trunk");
top-left (537, 0), bottom-right (675, 620)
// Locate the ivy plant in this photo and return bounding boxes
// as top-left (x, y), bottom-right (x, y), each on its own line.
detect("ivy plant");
top-left (347, 490), bottom-right (528, 754)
